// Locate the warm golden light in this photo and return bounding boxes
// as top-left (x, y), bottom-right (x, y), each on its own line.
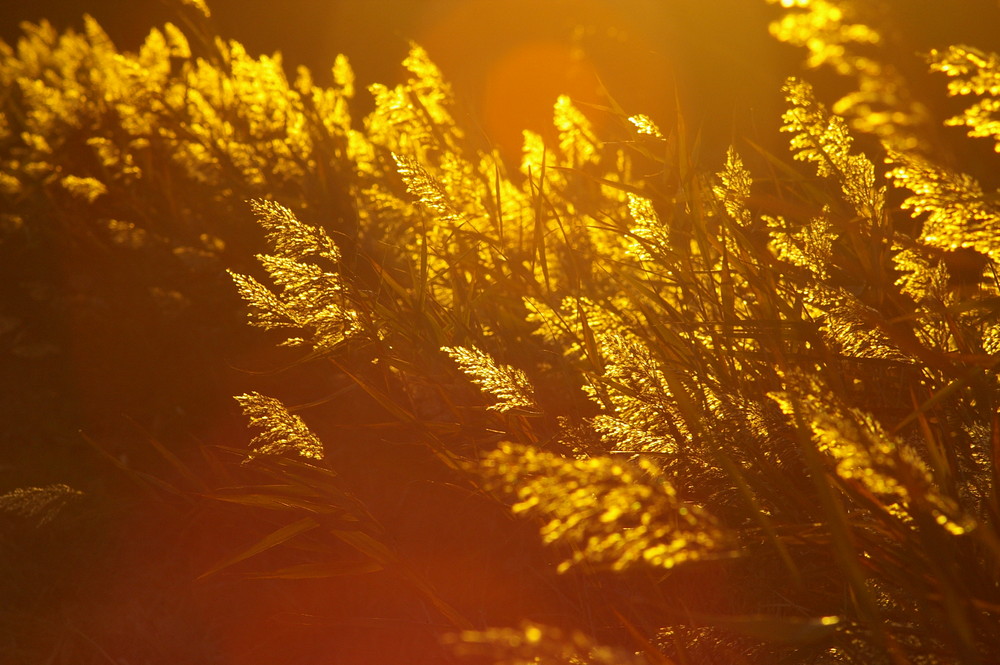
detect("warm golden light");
top-left (4, 1), bottom-right (1000, 663)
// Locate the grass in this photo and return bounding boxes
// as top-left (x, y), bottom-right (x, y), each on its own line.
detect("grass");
top-left (4, 1), bottom-right (1000, 663)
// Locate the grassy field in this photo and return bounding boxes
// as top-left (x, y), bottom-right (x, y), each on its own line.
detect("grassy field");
top-left (3, 1), bottom-right (1000, 663)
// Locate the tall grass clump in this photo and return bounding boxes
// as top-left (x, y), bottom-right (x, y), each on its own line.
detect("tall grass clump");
top-left (223, 1), bottom-right (1000, 661)
top-left (5, 0), bottom-right (1000, 663)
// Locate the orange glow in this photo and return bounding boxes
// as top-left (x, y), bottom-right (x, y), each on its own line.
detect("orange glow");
top-left (481, 40), bottom-right (601, 156)
top-left (411, 0), bottom-right (675, 158)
